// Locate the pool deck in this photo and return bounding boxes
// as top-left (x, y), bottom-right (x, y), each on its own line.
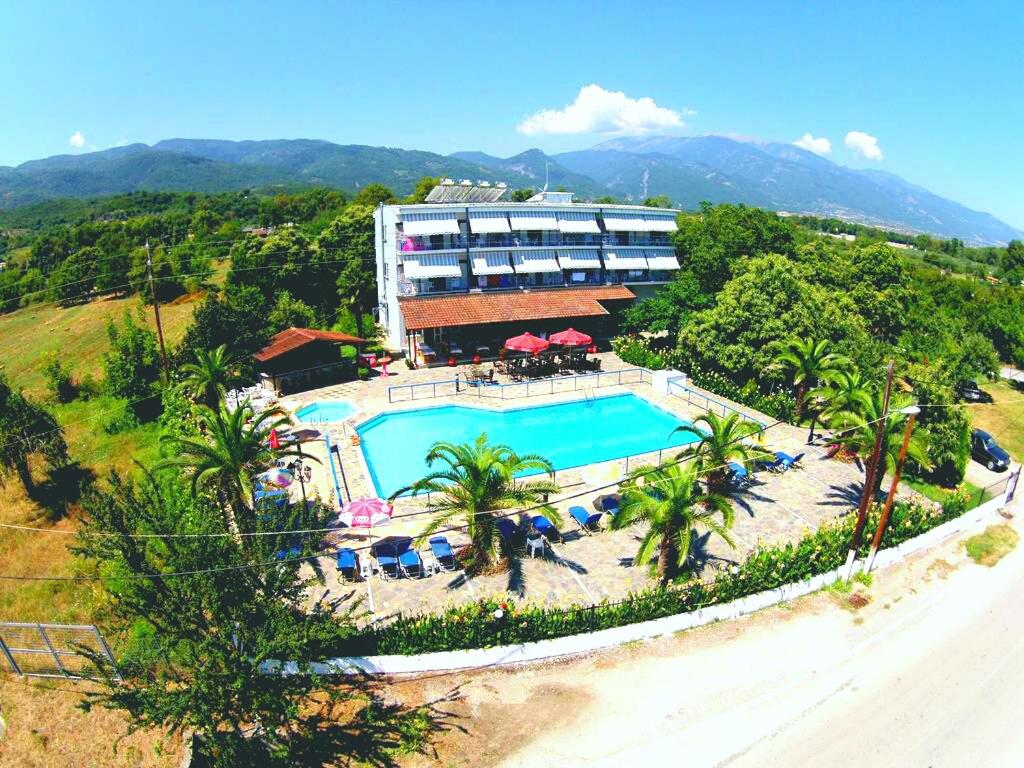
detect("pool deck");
top-left (280, 354), bottom-right (909, 624)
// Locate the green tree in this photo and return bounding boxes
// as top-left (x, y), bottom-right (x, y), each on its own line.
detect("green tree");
top-left (404, 177), bottom-right (439, 204)
top-left (642, 195), bottom-right (673, 208)
top-left (393, 434), bottom-right (559, 582)
top-left (510, 188), bottom-right (535, 202)
top-left (156, 403), bottom-right (305, 529)
top-left (178, 284), bottom-right (271, 363)
top-left (317, 207), bottom-right (376, 338)
top-left (47, 247), bottom-right (97, 305)
top-left (175, 345), bottom-right (248, 410)
top-left (774, 337), bottom-right (851, 434)
top-left (1002, 239), bottom-right (1024, 285)
top-left (268, 290), bottom-right (319, 332)
top-left (102, 310), bottom-right (162, 402)
top-left (611, 461), bottom-right (735, 584)
top-left (621, 270), bottom-right (711, 336)
top-left (0, 374), bottom-right (70, 495)
top-left (352, 183), bottom-right (397, 207)
top-left (673, 411), bottom-right (764, 492)
top-left (828, 391), bottom-right (932, 495)
top-left (74, 470), bottom-right (353, 766)
top-left (809, 367), bottom-right (875, 428)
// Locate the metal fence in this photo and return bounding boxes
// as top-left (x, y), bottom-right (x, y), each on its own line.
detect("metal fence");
top-left (972, 467), bottom-right (1021, 509)
top-left (666, 379), bottom-right (768, 428)
top-left (387, 368), bottom-right (652, 404)
top-left (0, 622), bottom-right (119, 681)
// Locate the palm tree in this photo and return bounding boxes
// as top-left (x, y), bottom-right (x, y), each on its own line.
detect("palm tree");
top-left (176, 345), bottom-right (248, 409)
top-left (157, 402), bottom-right (308, 528)
top-left (809, 367), bottom-right (875, 439)
top-left (672, 411), bottom-right (764, 492)
top-left (611, 461), bottom-right (736, 585)
top-left (827, 391), bottom-right (931, 496)
top-left (393, 434), bottom-right (560, 578)
top-left (774, 337), bottom-right (851, 440)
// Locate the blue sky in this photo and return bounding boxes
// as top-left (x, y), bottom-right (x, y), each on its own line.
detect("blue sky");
top-left (2, 0), bottom-right (1022, 229)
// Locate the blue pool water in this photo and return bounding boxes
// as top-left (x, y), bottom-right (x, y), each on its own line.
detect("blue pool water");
top-left (295, 400), bottom-right (357, 423)
top-left (357, 393), bottom-right (699, 497)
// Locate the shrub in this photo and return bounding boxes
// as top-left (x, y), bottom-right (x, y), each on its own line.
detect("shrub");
top-left (101, 398), bottom-right (141, 435)
top-left (42, 355), bottom-right (77, 403)
top-left (610, 336), bottom-right (666, 369)
top-left (335, 493), bottom-right (971, 656)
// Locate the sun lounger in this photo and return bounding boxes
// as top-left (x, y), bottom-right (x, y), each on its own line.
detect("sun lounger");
top-left (756, 456), bottom-right (784, 472)
top-left (728, 462), bottom-right (752, 486)
top-left (274, 544), bottom-right (302, 561)
top-left (398, 548), bottom-right (424, 578)
top-left (336, 548), bottom-right (359, 581)
top-left (428, 536), bottom-right (457, 571)
top-left (569, 505), bottom-right (603, 533)
top-left (373, 543), bottom-right (400, 580)
top-left (775, 451), bottom-right (804, 471)
top-left (496, 517), bottom-right (518, 539)
top-left (531, 514), bottom-right (560, 541)
top-left (600, 496), bottom-right (620, 517)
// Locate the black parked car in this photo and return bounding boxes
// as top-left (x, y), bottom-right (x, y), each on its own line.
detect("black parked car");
top-left (971, 429), bottom-right (1011, 471)
top-left (957, 381), bottom-right (985, 402)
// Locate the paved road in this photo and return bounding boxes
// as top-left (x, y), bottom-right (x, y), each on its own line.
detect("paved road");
top-left (487, 497), bottom-right (1024, 768)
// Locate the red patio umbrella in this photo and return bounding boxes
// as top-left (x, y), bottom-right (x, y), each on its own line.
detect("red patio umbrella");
top-left (549, 327), bottom-right (593, 347)
top-left (504, 332), bottom-right (550, 353)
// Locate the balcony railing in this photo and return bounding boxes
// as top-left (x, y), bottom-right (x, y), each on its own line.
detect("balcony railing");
top-left (397, 233), bottom-right (674, 252)
top-left (397, 269), bottom-right (670, 297)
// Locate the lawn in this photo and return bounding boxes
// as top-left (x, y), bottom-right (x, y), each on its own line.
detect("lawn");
top-left (971, 378), bottom-right (1024, 462)
top-left (965, 524), bottom-right (1019, 567)
top-left (905, 478), bottom-right (991, 509)
top-left (0, 286), bottom-right (213, 623)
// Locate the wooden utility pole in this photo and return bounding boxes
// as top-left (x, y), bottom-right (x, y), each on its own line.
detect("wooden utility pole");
top-left (844, 361), bottom-right (894, 581)
top-left (145, 240), bottom-right (170, 380)
top-left (865, 407), bottom-right (919, 573)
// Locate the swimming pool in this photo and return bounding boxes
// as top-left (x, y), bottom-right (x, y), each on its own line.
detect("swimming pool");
top-left (295, 400), bottom-right (357, 423)
top-left (357, 393), bottom-right (700, 497)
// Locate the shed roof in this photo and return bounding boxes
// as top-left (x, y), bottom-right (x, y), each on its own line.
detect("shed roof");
top-left (254, 327), bottom-right (365, 362)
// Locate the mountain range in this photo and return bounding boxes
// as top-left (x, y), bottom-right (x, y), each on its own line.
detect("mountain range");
top-left (1, 136), bottom-right (1019, 245)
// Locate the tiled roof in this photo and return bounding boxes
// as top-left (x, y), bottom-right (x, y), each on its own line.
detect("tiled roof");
top-left (399, 286), bottom-right (635, 331)
top-left (254, 327), bottom-right (365, 362)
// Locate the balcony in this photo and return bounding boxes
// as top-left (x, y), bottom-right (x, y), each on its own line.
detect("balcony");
top-left (397, 232), bottom-right (674, 253)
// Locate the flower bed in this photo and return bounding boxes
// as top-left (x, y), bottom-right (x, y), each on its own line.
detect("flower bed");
top-left (335, 490), bottom-right (971, 656)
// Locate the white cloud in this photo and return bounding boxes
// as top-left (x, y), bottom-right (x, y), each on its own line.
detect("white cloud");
top-left (844, 130), bottom-right (883, 161)
top-left (793, 133), bottom-right (832, 155)
top-left (517, 84), bottom-right (685, 136)
top-left (68, 131), bottom-right (86, 148)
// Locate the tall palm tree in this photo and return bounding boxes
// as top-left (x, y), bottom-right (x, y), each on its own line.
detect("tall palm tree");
top-left (672, 411), bottom-right (764, 492)
top-left (611, 461), bottom-right (736, 585)
top-left (176, 345), bottom-right (248, 409)
top-left (157, 402), bottom-right (308, 528)
top-left (809, 368), bottom-right (875, 439)
top-left (774, 337), bottom-right (851, 431)
top-left (827, 391), bottom-right (931, 496)
top-left (393, 434), bottom-right (560, 578)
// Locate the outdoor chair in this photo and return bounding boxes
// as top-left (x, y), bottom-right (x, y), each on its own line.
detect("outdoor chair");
top-left (336, 548), bottom-right (359, 582)
top-left (728, 462), bottom-right (753, 487)
top-left (531, 514), bottom-right (560, 542)
top-left (569, 505), bottom-right (603, 533)
top-left (393, 538), bottom-right (424, 578)
top-left (775, 451), bottom-right (804, 472)
top-left (525, 531), bottom-right (545, 558)
top-left (756, 455), bottom-right (784, 473)
top-left (373, 544), bottom-right (400, 580)
top-left (428, 535), bottom-right (458, 571)
top-left (600, 496), bottom-right (620, 517)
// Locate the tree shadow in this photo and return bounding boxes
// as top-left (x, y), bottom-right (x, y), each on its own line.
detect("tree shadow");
top-left (282, 687), bottom-right (465, 768)
top-left (821, 480), bottom-right (865, 508)
top-left (31, 461), bottom-right (96, 521)
top-left (687, 531), bottom-right (740, 576)
top-left (729, 485), bottom-right (776, 518)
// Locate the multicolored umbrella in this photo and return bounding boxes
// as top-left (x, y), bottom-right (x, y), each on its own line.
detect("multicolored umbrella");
top-left (549, 327), bottom-right (593, 347)
top-left (504, 332), bottom-right (550, 353)
top-left (338, 497), bottom-right (393, 528)
top-left (257, 467), bottom-right (294, 488)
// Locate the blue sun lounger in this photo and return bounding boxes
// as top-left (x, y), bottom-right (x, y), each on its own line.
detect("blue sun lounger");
top-left (600, 497), bottom-right (620, 517)
top-left (774, 451), bottom-right (805, 471)
top-left (336, 548), bottom-right (359, 581)
top-left (372, 543), bottom-right (400, 580)
top-left (569, 505), bottom-right (602, 533)
top-left (428, 536), bottom-right (457, 571)
top-left (729, 462), bottom-right (752, 486)
top-left (531, 514), bottom-right (560, 541)
top-left (496, 517), bottom-right (518, 540)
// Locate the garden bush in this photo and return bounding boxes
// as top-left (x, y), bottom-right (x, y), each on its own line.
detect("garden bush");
top-left (334, 491), bottom-right (973, 656)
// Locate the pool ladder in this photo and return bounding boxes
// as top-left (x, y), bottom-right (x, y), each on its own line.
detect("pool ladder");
top-left (583, 387), bottom-right (596, 408)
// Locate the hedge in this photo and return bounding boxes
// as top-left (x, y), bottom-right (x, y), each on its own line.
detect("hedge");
top-left (333, 488), bottom-right (972, 656)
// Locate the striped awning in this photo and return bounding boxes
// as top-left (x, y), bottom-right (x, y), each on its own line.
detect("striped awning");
top-left (645, 250), bottom-right (680, 270)
top-left (508, 209), bottom-right (558, 230)
top-left (471, 251), bottom-right (513, 275)
top-left (401, 211), bottom-right (461, 236)
top-left (403, 253), bottom-right (462, 279)
top-left (601, 212), bottom-right (650, 231)
top-left (512, 249), bottom-right (562, 273)
top-left (644, 214), bottom-right (678, 232)
top-left (603, 249), bottom-right (649, 270)
top-left (468, 210), bottom-right (511, 234)
top-left (557, 249), bottom-right (602, 269)
top-left (557, 211), bottom-right (601, 234)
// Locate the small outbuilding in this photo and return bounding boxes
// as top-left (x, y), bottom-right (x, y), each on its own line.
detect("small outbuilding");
top-left (254, 327), bottom-right (365, 394)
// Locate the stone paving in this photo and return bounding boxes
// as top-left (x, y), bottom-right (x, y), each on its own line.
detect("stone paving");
top-left (279, 354), bottom-right (901, 623)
